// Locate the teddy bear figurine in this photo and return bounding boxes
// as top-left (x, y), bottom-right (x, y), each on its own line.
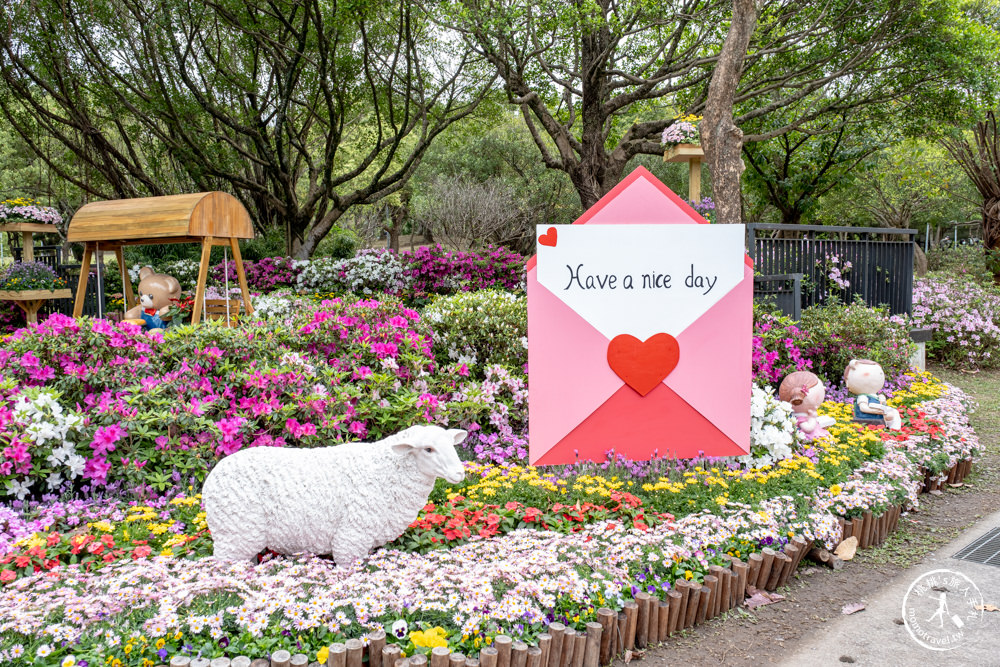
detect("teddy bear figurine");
top-left (778, 370), bottom-right (836, 440)
top-left (124, 267), bottom-right (182, 332)
top-left (843, 359), bottom-right (902, 430)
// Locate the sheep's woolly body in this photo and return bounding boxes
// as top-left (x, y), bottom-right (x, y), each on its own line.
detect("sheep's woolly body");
top-left (204, 432), bottom-right (437, 565)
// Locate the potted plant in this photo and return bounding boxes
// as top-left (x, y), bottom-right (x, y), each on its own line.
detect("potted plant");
top-left (0, 261), bottom-right (72, 324)
top-left (662, 114), bottom-right (704, 162)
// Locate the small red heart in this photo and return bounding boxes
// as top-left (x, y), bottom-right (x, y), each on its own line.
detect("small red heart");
top-left (607, 333), bottom-right (680, 396)
top-left (538, 227), bottom-right (558, 247)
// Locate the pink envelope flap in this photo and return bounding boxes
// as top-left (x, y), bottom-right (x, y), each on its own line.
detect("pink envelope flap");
top-left (665, 263), bottom-right (753, 453)
top-left (527, 267), bottom-right (623, 463)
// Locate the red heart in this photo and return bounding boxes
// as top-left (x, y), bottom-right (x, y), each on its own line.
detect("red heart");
top-left (607, 333), bottom-right (680, 396)
top-left (538, 227), bottom-right (558, 247)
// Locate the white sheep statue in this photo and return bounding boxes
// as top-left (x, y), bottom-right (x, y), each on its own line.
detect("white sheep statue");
top-left (203, 425), bottom-right (468, 564)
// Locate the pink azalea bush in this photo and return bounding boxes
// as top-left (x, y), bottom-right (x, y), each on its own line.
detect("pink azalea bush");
top-left (399, 245), bottom-right (525, 296)
top-left (212, 256), bottom-right (305, 291)
top-left (912, 275), bottom-right (1000, 368)
top-left (0, 299), bottom-right (515, 497)
top-left (751, 307), bottom-right (812, 384)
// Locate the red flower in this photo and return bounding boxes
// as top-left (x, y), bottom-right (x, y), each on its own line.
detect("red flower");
top-left (0, 569), bottom-right (15, 583)
top-left (46, 533), bottom-right (60, 547)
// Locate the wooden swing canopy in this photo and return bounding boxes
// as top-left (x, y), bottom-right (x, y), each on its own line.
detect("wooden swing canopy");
top-left (66, 192), bottom-right (255, 322)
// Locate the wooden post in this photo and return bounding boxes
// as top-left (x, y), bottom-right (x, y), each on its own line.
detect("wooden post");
top-left (494, 635), bottom-right (512, 667)
top-left (851, 517), bottom-right (863, 545)
top-left (719, 567), bottom-right (732, 612)
top-left (229, 236), bottom-right (254, 315)
top-left (250, 658), bottom-right (268, 667)
top-left (210, 657), bottom-right (231, 667)
top-left (583, 622), bottom-right (601, 667)
top-left (768, 553), bottom-right (791, 590)
top-left (860, 510), bottom-right (873, 549)
top-left (230, 658), bottom-right (250, 667)
top-left (410, 656), bottom-right (427, 667)
top-left (779, 546), bottom-right (799, 589)
top-left (623, 601), bottom-right (638, 650)
top-left (369, 630), bottom-right (386, 667)
top-left (688, 157), bottom-right (702, 203)
top-left (271, 651), bottom-right (291, 667)
top-left (597, 608), bottom-right (615, 665)
top-left (432, 647), bottom-right (451, 667)
top-left (732, 560), bottom-right (749, 607)
top-left (526, 647), bottom-right (542, 667)
top-left (657, 600), bottom-right (669, 641)
top-left (684, 582), bottom-right (701, 629)
top-left (346, 639), bottom-right (364, 667)
top-left (759, 548), bottom-right (777, 588)
top-left (464, 660), bottom-right (478, 667)
top-left (635, 592), bottom-right (650, 648)
top-left (747, 553), bottom-right (763, 589)
top-left (72, 241), bottom-right (95, 317)
top-left (696, 585), bottom-right (711, 625)
top-left (170, 658), bottom-right (192, 667)
top-left (790, 537), bottom-right (810, 572)
top-left (537, 633), bottom-right (552, 667)
top-left (331, 643), bottom-right (348, 667)
top-left (647, 597), bottom-right (659, 643)
top-left (378, 648), bottom-right (399, 667)
top-left (512, 641), bottom-right (528, 667)
top-left (666, 591), bottom-right (682, 636)
top-left (616, 614), bottom-right (626, 654)
top-left (21, 231), bottom-right (34, 262)
top-left (708, 566), bottom-right (725, 616)
top-left (562, 628), bottom-right (576, 667)
top-left (192, 236), bottom-right (213, 324)
top-left (547, 623), bottom-right (565, 667)
top-left (479, 648), bottom-right (497, 667)
top-left (571, 633), bottom-right (586, 667)
top-left (289, 655), bottom-right (308, 667)
top-left (114, 245), bottom-right (136, 310)
top-left (190, 659), bottom-right (210, 667)
top-left (450, 655), bottom-right (467, 667)
top-left (702, 575), bottom-right (718, 619)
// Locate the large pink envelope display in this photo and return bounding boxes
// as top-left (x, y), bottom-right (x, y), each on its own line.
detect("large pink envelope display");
top-left (527, 166), bottom-right (753, 465)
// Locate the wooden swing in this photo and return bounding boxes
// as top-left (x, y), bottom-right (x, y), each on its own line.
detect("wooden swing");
top-left (66, 192), bottom-right (254, 323)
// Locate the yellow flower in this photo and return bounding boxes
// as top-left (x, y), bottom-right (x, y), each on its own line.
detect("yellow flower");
top-left (684, 570), bottom-right (693, 580)
top-left (830, 484), bottom-right (842, 497)
top-left (317, 647), bottom-right (330, 664)
top-left (155, 639), bottom-right (165, 650)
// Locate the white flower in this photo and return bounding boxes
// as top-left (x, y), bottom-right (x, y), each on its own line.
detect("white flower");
top-left (391, 619), bottom-right (408, 638)
top-left (36, 645), bottom-right (52, 657)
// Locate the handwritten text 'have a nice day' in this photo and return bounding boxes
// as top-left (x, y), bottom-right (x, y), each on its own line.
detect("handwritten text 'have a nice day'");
top-left (563, 263), bottom-right (718, 295)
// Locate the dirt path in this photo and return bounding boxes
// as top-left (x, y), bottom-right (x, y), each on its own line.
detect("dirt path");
top-left (634, 367), bottom-right (1000, 667)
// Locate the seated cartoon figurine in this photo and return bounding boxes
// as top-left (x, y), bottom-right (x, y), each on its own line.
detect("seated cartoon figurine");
top-left (843, 359), bottom-right (902, 430)
top-left (123, 267), bottom-right (181, 333)
top-left (778, 371), bottom-right (836, 440)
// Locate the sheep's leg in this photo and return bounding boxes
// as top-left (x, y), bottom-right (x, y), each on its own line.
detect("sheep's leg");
top-left (330, 537), bottom-right (370, 568)
top-left (212, 528), bottom-right (266, 562)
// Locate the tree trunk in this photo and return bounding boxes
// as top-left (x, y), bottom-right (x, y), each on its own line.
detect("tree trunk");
top-left (913, 242), bottom-right (928, 276)
top-left (700, 0), bottom-right (759, 224)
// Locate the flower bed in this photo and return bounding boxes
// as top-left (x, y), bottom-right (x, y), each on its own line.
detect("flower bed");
top-left (0, 369), bottom-right (979, 665)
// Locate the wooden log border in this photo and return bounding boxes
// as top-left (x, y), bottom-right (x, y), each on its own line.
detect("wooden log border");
top-left (165, 459), bottom-right (974, 666)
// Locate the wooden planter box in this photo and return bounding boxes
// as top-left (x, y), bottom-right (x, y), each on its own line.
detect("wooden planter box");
top-left (0, 288), bottom-right (73, 324)
top-left (662, 143), bottom-right (704, 163)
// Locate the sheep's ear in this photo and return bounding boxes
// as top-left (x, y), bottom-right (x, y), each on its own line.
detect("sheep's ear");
top-left (447, 429), bottom-right (468, 445)
top-left (391, 441), bottom-right (415, 455)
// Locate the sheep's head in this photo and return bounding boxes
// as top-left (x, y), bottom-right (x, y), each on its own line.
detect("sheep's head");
top-left (392, 425), bottom-right (467, 484)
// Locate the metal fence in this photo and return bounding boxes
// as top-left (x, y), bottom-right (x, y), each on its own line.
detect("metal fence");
top-left (747, 224), bottom-right (916, 317)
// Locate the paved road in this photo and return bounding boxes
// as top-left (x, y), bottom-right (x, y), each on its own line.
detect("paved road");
top-left (779, 509), bottom-right (1000, 667)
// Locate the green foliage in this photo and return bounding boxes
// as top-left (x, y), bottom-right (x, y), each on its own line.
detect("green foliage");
top-left (927, 244), bottom-right (993, 283)
top-left (422, 290), bottom-right (527, 378)
top-left (799, 299), bottom-right (915, 385)
top-left (314, 227), bottom-right (361, 260)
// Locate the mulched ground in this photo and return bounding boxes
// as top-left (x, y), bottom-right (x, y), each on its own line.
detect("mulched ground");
top-left (635, 367), bottom-right (1000, 666)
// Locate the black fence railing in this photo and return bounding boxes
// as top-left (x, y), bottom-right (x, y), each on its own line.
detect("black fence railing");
top-left (748, 224), bottom-right (916, 317)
